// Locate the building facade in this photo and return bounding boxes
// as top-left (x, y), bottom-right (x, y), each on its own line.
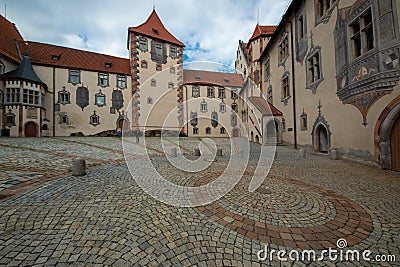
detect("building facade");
top-left (251, 0), bottom-right (400, 171)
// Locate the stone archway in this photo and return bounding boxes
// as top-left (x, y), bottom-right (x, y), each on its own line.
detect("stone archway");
top-left (25, 121), bottom-right (37, 137)
top-left (232, 128), bottom-right (240, 137)
top-left (266, 119), bottom-right (279, 144)
top-left (316, 124), bottom-right (329, 153)
top-left (377, 99), bottom-right (400, 171)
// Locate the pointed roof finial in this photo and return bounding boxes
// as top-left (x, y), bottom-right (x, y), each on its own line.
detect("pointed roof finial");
top-left (257, 9), bottom-right (259, 25)
top-left (153, 2), bottom-right (155, 11)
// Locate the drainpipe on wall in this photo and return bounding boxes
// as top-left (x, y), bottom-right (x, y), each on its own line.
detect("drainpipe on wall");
top-left (184, 85), bottom-right (189, 137)
top-left (285, 18), bottom-right (298, 149)
top-left (52, 66), bottom-right (55, 137)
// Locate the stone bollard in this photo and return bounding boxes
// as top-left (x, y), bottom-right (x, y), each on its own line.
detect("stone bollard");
top-left (216, 149), bottom-right (223, 156)
top-left (299, 148), bottom-right (306, 159)
top-left (72, 158), bottom-right (86, 176)
top-left (171, 147), bottom-right (178, 157)
top-left (330, 149), bottom-right (338, 160)
top-left (195, 148), bottom-right (201, 156)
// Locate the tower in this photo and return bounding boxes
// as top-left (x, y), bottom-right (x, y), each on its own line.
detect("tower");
top-left (128, 9), bottom-right (184, 135)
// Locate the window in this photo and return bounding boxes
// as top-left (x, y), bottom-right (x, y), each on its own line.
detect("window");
top-left (170, 67), bottom-right (175, 74)
top-left (105, 62), bottom-right (112, 68)
top-left (168, 82), bottom-right (174, 89)
top-left (231, 102), bottom-right (238, 112)
top-left (117, 75), bottom-right (127, 88)
top-left (170, 45), bottom-right (177, 58)
top-left (95, 90), bottom-right (106, 107)
top-left (192, 86), bottom-right (200, 98)
top-left (207, 87), bottom-right (215, 98)
top-left (218, 87), bottom-right (225, 99)
top-left (58, 87), bottom-right (70, 104)
top-left (22, 89), bottom-right (39, 105)
top-left (90, 111), bottom-right (100, 126)
top-left (138, 37), bottom-right (148, 51)
top-left (4, 110), bottom-right (16, 127)
top-left (76, 86), bottom-right (89, 110)
top-left (350, 8), bottom-right (374, 60)
top-left (297, 15), bottom-right (306, 40)
top-left (147, 97), bottom-right (153, 104)
top-left (156, 64), bottom-right (162, 71)
top-left (281, 76), bottom-right (290, 99)
top-left (141, 60), bottom-right (148, 68)
top-left (316, 0), bottom-right (336, 20)
top-left (307, 51), bottom-right (322, 84)
top-left (111, 90), bottom-right (123, 110)
top-left (300, 112), bottom-right (308, 131)
top-left (231, 90), bottom-right (237, 100)
top-left (264, 57), bottom-right (270, 81)
top-left (219, 102), bottom-right (226, 113)
top-left (220, 127), bottom-right (226, 134)
top-left (151, 41), bottom-right (166, 63)
top-left (98, 73), bottom-right (109, 87)
top-left (193, 127), bottom-right (199, 135)
top-left (151, 79), bottom-right (157, 87)
top-left (254, 70), bottom-right (259, 83)
top-left (67, 70), bottom-right (80, 84)
top-left (206, 127), bottom-right (211, 135)
top-left (267, 86), bottom-right (273, 104)
top-left (279, 35), bottom-right (289, 63)
top-left (60, 114), bottom-right (68, 124)
top-left (200, 100), bottom-right (207, 113)
top-left (282, 118), bottom-right (286, 132)
top-left (5, 88), bottom-right (20, 103)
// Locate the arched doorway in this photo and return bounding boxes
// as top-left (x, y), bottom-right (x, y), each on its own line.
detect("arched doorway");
top-left (232, 128), bottom-right (240, 137)
top-left (316, 124), bottom-right (329, 153)
top-left (391, 115), bottom-right (400, 171)
top-left (25, 122), bottom-right (37, 137)
top-left (266, 120), bottom-right (278, 143)
top-left (117, 118), bottom-right (130, 131)
top-left (250, 131), bottom-right (254, 142)
top-left (255, 135), bottom-right (259, 144)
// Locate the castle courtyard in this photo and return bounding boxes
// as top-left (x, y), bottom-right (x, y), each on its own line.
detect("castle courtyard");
top-left (0, 137), bottom-right (399, 266)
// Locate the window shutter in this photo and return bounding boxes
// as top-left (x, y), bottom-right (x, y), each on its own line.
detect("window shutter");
top-left (76, 86), bottom-right (89, 111)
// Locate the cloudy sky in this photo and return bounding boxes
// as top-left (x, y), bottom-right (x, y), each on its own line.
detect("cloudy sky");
top-left (1, 0), bottom-right (290, 69)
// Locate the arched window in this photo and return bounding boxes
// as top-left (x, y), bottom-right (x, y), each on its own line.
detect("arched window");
top-left (90, 111), bottom-right (100, 126)
top-left (206, 127), bottom-right (212, 134)
top-left (200, 99), bottom-right (207, 113)
top-left (231, 102), bottom-right (238, 112)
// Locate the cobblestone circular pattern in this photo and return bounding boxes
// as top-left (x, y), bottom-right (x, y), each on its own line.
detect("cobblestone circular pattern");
top-left (191, 171), bottom-right (373, 250)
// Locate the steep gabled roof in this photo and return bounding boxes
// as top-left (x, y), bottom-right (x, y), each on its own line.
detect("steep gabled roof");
top-left (0, 14), bottom-right (24, 62)
top-left (248, 96), bottom-right (282, 116)
top-left (0, 52), bottom-right (47, 89)
top-left (129, 10), bottom-right (184, 47)
top-left (183, 69), bottom-right (243, 88)
top-left (248, 24), bottom-right (277, 44)
top-left (20, 41), bottom-right (130, 75)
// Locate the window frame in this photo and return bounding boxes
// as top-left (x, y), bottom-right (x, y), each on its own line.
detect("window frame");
top-left (68, 69), bottom-right (81, 85)
top-left (192, 86), bottom-right (200, 98)
top-left (98, 73), bottom-right (109, 87)
top-left (205, 127), bottom-right (212, 135)
top-left (89, 111), bottom-right (100, 126)
top-left (278, 34), bottom-right (289, 65)
top-left (200, 100), bottom-right (207, 113)
top-left (281, 75), bottom-right (290, 101)
top-left (349, 7), bottom-right (375, 61)
top-left (207, 86), bottom-right (215, 98)
top-left (264, 57), bottom-right (271, 82)
top-left (58, 87), bottom-right (71, 105)
top-left (138, 37), bottom-right (148, 52)
top-left (218, 87), bottom-right (225, 99)
top-left (116, 75), bottom-right (127, 89)
top-left (170, 45), bottom-right (178, 58)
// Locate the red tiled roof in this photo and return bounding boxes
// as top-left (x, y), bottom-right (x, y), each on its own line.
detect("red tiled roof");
top-left (183, 69), bottom-right (243, 87)
top-left (0, 15), bottom-right (24, 62)
top-left (129, 10), bottom-right (184, 47)
top-left (249, 25), bottom-right (277, 43)
top-left (20, 41), bottom-right (130, 75)
top-left (248, 97), bottom-right (282, 116)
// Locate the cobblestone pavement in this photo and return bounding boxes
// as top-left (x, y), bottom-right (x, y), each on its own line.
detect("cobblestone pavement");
top-left (0, 137), bottom-right (399, 266)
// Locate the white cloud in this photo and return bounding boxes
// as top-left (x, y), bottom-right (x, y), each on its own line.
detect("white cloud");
top-left (1, 0), bottom-right (291, 66)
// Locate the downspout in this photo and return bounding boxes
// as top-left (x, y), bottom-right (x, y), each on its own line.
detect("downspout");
top-left (52, 66), bottom-right (55, 137)
top-left (184, 85), bottom-right (189, 137)
top-left (286, 18), bottom-right (298, 149)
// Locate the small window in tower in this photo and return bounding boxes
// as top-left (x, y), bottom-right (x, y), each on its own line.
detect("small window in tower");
top-left (105, 62), bottom-right (112, 68)
top-left (156, 64), bottom-right (162, 71)
top-left (141, 60), bottom-right (148, 68)
top-left (152, 28), bottom-right (159, 35)
top-left (151, 79), bottom-right (157, 87)
top-left (205, 127), bottom-right (211, 135)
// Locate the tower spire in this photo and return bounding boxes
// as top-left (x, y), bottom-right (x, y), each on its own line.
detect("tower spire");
top-left (153, 2), bottom-right (155, 11)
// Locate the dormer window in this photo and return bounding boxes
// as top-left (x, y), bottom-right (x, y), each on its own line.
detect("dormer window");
top-left (51, 55), bottom-right (60, 60)
top-left (105, 62), bottom-right (112, 68)
top-left (224, 79), bottom-right (230, 83)
top-left (195, 77), bottom-right (201, 81)
top-left (152, 28), bottom-right (159, 35)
